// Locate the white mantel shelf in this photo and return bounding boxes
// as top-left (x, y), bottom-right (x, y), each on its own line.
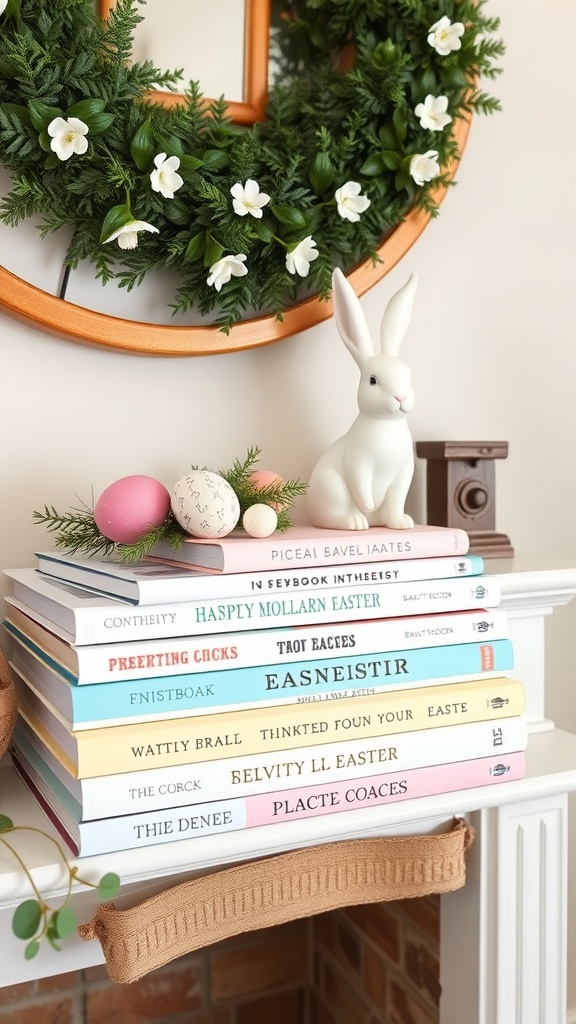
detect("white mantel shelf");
top-left (1, 555), bottom-right (576, 1024)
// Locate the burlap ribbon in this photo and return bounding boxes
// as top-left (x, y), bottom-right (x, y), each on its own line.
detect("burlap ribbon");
top-left (79, 817), bottom-right (474, 984)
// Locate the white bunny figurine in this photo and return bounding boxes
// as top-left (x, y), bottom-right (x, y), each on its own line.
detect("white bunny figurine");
top-left (307, 266), bottom-right (418, 531)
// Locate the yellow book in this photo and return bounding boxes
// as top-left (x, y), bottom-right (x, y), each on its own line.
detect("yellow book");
top-left (16, 675), bottom-right (525, 779)
top-left (14, 675), bottom-right (524, 778)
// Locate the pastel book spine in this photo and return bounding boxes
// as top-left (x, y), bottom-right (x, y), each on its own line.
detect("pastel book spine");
top-left (35, 551), bottom-right (485, 605)
top-left (14, 673), bottom-right (526, 778)
top-left (148, 523), bottom-right (471, 573)
top-left (9, 637), bottom-right (514, 728)
top-left (12, 714), bottom-right (529, 821)
top-left (5, 570), bottom-right (502, 645)
top-left (11, 750), bottom-right (527, 857)
top-left (3, 604), bottom-right (510, 684)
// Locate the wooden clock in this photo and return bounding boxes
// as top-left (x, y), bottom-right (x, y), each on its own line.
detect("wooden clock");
top-left (415, 441), bottom-right (514, 558)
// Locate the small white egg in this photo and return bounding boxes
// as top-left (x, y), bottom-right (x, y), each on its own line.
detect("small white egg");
top-left (242, 503), bottom-right (278, 538)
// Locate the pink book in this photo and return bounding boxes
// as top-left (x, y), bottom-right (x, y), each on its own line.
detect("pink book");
top-left (13, 750), bottom-right (526, 856)
top-left (244, 752), bottom-right (527, 827)
top-left (149, 524), bottom-right (470, 573)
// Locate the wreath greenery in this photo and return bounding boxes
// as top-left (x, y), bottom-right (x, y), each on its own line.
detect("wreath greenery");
top-left (0, 0), bottom-right (503, 333)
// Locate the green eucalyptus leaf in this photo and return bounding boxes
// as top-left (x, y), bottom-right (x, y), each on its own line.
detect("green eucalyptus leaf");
top-left (100, 203), bottom-right (133, 243)
top-left (53, 905), bottom-right (77, 939)
top-left (420, 67), bottom-right (438, 94)
top-left (309, 152), bottom-right (335, 193)
top-left (395, 168), bottom-right (412, 194)
top-left (28, 99), bottom-right (62, 132)
top-left (204, 236), bottom-right (224, 267)
top-left (162, 199), bottom-right (190, 226)
top-left (201, 149), bottom-right (228, 171)
top-left (359, 153), bottom-right (385, 177)
top-left (184, 232), bottom-right (206, 262)
top-left (156, 135), bottom-right (184, 159)
top-left (179, 154), bottom-right (203, 175)
top-left (392, 108), bottom-right (407, 144)
top-left (131, 118), bottom-right (155, 171)
top-left (381, 150), bottom-right (402, 170)
top-left (250, 220), bottom-right (273, 242)
top-left (24, 940), bottom-right (40, 960)
top-left (84, 112), bottom-right (115, 136)
top-left (67, 98), bottom-right (106, 121)
top-left (377, 125), bottom-right (398, 151)
top-left (12, 899), bottom-right (42, 940)
top-left (45, 152), bottom-right (60, 170)
top-left (270, 205), bottom-right (306, 230)
top-left (439, 66), bottom-right (468, 89)
top-left (0, 814), bottom-right (14, 831)
top-left (38, 130), bottom-right (51, 153)
top-left (98, 872), bottom-right (121, 898)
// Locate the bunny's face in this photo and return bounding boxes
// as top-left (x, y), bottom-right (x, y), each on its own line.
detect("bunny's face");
top-left (358, 354), bottom-right (415, 417)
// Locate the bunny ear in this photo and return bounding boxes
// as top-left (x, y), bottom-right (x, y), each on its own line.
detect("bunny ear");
top-left (380, 272), bottom-right (418, 356)
top-left (332, 267), bottom-right (374, 364)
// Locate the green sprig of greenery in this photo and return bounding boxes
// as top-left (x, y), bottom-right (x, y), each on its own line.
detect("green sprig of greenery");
top-left (32, 447), bottom-right (309, 562)
top-left (0, 0), bottom-right (504, 334)
top-left (0, 814), bottom-right (120, 959)
top-left (217, 445), bottom-right (308, 531)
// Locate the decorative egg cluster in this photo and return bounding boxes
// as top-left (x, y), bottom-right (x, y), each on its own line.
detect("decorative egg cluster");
top-left (93, 466), bottom-right (287, 543)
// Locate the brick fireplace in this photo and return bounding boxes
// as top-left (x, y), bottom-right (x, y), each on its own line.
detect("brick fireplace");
top-left (0, 897), bottom-right (440, 1023)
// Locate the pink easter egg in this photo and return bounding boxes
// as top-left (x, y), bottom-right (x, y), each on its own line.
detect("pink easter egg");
top-left (249, 469), bottom-right (285, 510)
top-left (94, 475), bottom-right (171, 544)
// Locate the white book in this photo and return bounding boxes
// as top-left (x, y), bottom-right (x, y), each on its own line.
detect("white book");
top-left (12, 714), bottom-right (528, 824)
top-left (35, 549), bottom-right (485, 605)
top-left (4, 567), bottom-right (502, 645)
top-left (3, 602), bottom-right (509, 685)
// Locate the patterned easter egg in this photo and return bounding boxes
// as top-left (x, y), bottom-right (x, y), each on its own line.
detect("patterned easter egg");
top-left (94, 475), bottom-right (171, 544)
top-left (242, 503), bottom-right (278, 538)
top-left (171, 471), bottom-right (240, 538)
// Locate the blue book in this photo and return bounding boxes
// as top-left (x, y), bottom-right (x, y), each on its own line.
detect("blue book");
top-left (10, 636), bottom-right (514, 730)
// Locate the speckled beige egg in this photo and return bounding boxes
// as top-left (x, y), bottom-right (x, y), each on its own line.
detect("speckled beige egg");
top-left (171, 471), bottom-right (240, 538)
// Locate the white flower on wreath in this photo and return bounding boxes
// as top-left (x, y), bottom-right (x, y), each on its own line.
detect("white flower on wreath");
top-left (410, 150), bottom-right (440, 186)
top-left (104, 220), bottom-right (160, 250)
top-left (150, 153), bottom-right (183, 199)
top-left (0, 0), bottom-right (8, 15)
top-left (414, 95), bottom-right (452, 132)
top-left (285, 236), bottom-right (319, 277)
top-left (230, 179), bottom-right (270, 219)
top-left (47, 116), bottom-right (89, 161)
top-left (207, 253), bottom-right (248, 292)
top-left (334, 181), bottom-right (371, 222)
top-left (427, 16), bottom-right (465, 56)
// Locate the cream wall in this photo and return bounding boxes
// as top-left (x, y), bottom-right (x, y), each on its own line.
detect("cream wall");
top-left (2, 0), bottom-right (576, 1009)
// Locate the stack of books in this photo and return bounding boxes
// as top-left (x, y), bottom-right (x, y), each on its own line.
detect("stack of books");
top-left (2, 524), bottom-right (527, 857)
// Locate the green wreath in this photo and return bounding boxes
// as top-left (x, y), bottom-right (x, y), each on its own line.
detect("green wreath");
top-left (0, 0), bottom-right (503, 333)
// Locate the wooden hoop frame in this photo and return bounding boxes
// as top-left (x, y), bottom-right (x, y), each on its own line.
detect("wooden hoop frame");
top-left (98, 0), bottom-right (271, 124)
top-left (0, 112), bottom-right (471, 356)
